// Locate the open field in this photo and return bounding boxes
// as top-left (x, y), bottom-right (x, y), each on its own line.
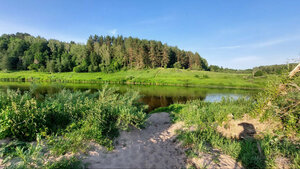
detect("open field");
top-left (0, 68), bottom-right (274, 89)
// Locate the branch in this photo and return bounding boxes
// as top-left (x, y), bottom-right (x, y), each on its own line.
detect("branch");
top-left (289, 63), bottom-right (300, 78)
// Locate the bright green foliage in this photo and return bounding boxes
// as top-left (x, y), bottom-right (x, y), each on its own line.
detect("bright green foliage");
top-left (0, 90), bottom-right (47, 141)
top-left (253, 73), bottom-right (300, 137)
top-left (0, 68), bottom-right (272, 89)
top-left (0, 86), bottom-right (147, 146)
top-left (0, 85), bottom-right (147, 168)
top-left (177, 98), bottom-right (253, 128)
top-left (254, 70), bottom-right (264, 77)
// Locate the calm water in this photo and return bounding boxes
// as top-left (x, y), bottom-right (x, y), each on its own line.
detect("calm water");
top-left (0, 82), bottom-right (259, 112)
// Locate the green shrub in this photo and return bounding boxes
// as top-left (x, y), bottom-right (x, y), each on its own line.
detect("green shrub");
top-left (0, 90), bottom-right (47, 141)
top-left (176, 97), bottom-right (253, 128)
top-left (46, 157), bottom-right (84, 169)
top-left (253, 75), bottom-right (300, 135)
top-left (203, 74), bottom-right (209, 78)
top-left (0, 86), bottom-right (147, 147)
top-left (173, 62), bottom-right (182, 69)
top-left (254, 70), bottom-right (264, 77)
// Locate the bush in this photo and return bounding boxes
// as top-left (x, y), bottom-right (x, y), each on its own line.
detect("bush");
top-left (73, 66), bottom-right (81, 73)
top-left (176, 97), bottom-right (253, 128)
top-left (203, 74), bottom-right (209, 78)
top-left (173, 62), bottom-right (182, 69)
top-left (73, 65), bottom-right (87, 73)
top-left (0, 90), bottom-right (47, 141)
top-left (254, 70), bottom-right (264, 77)
top-left (0, 86), bottom-right (147, 146)
top-left (254, 75), bottom-right (300, 135)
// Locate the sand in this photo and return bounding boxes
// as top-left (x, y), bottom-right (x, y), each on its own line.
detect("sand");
top-left (83, 112), bottom-right (186, 168)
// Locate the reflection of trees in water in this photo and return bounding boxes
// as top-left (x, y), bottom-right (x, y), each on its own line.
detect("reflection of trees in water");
top-left (1, 84), bottom-right (255, 113)
top-left (1, 84), bottom-right (209, 112)
top-left (141, 95), bottom-right (206, 112)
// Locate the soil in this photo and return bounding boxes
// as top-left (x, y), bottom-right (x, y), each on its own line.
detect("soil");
top-left (83, 112), bottom-right (244, 169)
top-left (83, 112), bottom-right (187, 168)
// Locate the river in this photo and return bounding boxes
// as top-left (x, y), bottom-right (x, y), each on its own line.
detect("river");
top-left (0, 82), bottom-right (259, 112)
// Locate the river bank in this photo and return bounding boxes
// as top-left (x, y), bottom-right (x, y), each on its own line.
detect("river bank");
top-left (0, 68), bottom-right (272, 89)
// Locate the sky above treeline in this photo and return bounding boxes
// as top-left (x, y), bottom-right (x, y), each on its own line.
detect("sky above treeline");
top-left (0, 0), bottom-right (299, 69)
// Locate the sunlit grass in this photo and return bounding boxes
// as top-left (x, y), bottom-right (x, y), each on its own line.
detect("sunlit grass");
top-left (0, 68), bottom-right (274, 89)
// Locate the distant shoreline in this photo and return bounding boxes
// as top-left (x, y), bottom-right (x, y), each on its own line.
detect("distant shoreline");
top-left (0, 68), bottom-right (271, 89)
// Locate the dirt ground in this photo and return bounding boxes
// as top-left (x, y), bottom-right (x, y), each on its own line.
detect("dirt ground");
top-left (83, 112), bottom-right (186, 168)
top-left (83, 112), bottom-right (243, 169)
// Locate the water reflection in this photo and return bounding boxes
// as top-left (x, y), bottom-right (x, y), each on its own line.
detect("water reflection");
top-left (0, 82), bottom-right (258, 112)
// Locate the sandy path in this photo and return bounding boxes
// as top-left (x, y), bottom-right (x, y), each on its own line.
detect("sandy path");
top-left (83, 112), bottom-right (186, 168)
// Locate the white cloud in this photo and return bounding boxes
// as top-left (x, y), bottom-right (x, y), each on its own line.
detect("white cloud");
top-left (109, 29), bottom-right (117, 36)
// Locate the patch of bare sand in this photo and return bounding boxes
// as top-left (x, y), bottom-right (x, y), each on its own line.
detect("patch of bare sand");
top-left (83, 112), bottom-right (186, 168)
top-left (188, 150), bottom-right (243, 169)
top-left (275, 156), bottom-right (291, 169)
top-left (217, 114), bottom-right (280, 139)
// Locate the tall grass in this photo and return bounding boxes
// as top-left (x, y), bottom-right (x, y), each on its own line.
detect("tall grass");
top-left (171, 97), bottom-right (299, 168)
top-left (167, 73), bottom-right (300, 168)
top-left (0, 85), bottom-right (147, 168)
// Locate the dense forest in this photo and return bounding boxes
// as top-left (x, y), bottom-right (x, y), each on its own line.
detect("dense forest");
top-left (0, 33), bottom-right (209, 73)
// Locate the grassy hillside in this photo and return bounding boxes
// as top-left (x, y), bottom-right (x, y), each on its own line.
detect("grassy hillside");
top-left (0, 68), bottom-right (274, 89)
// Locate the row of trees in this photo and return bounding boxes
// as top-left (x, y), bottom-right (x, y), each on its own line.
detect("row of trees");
top-left (0, 33), bottom-right (209, 73)
top-left (253, 63), bottom-right (298, 75)
top-left (208, 65), bottom-right (252, 74)
top-left (209, 63), bottom-right (299, 75)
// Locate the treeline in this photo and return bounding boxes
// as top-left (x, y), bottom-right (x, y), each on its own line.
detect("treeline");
top-left (253, 63), bottom-right (298, 75)
top-left (209, 65), bottom-right (252, 74)
top-left (0, 33), bottom-right (209, 73)
top-left (209, 63), bottom-right (298, 75)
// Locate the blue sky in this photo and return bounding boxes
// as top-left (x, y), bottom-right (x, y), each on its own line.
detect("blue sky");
top-left (0, 0), bottom-right (299, 69)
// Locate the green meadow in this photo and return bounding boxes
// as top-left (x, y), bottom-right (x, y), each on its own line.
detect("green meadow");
top-left (0, 68), bottom-right (273, 89)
